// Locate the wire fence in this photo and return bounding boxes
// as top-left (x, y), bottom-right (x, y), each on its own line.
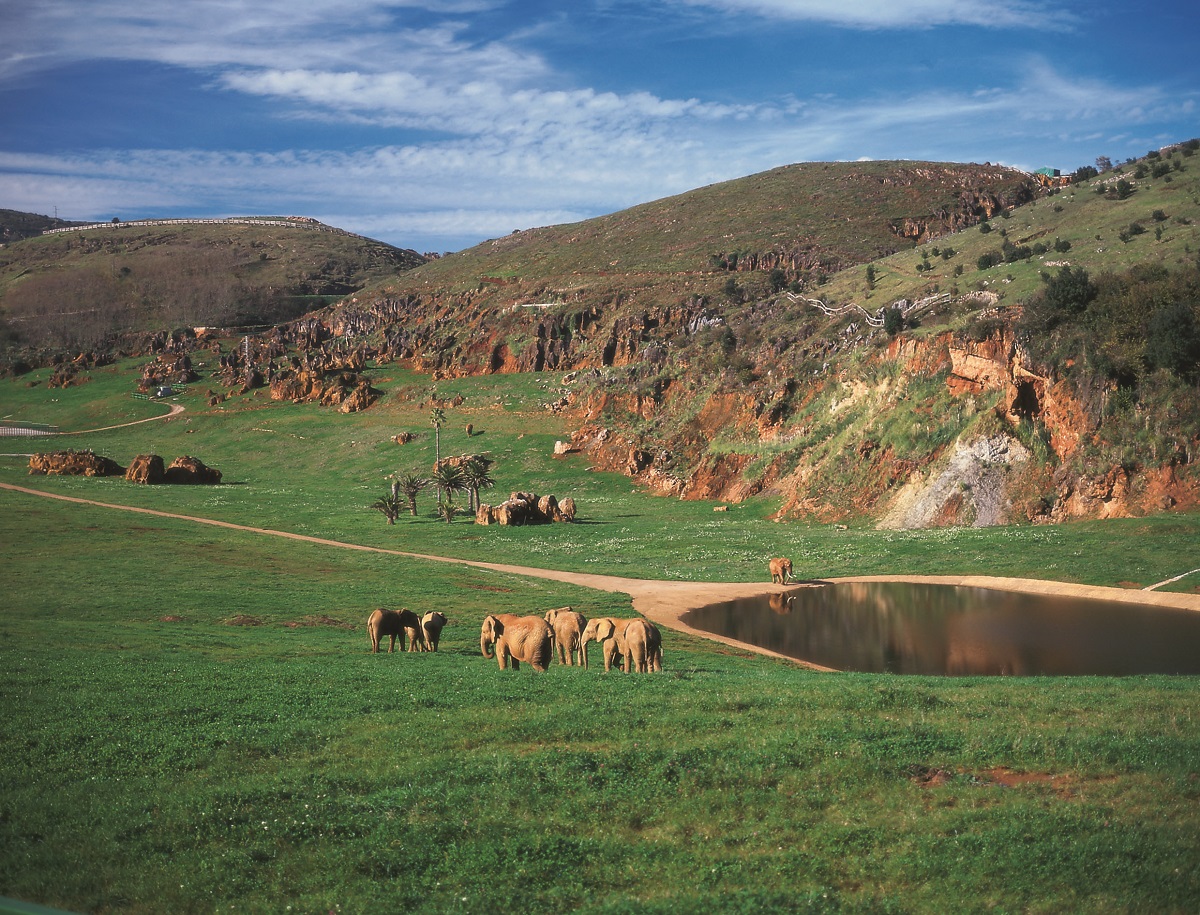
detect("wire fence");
top-left (0, 422), bottom-right (59, 437)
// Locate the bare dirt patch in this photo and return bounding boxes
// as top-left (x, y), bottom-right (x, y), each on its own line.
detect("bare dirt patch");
top-left (222, 614), bottom-right (263, 626)
top-left (159, 615), bottom-right (185, 622)
top-left (283, 615), bottom-right (356, 630)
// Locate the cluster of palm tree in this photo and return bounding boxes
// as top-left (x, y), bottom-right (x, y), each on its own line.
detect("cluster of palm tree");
top-left (373, 458), bottom-right (495, 525)
top-left (372, 407), bottom-right (496, 524)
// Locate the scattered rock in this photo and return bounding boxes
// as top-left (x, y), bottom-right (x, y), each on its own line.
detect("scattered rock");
top-left (138, 353), bottom-right (198, 392)
top-left (163, 455), bottom-right (222, 485)
top-left (28, 450), bottom-right (124, 477)
top-left (476, 491), bottom-right (576, 525)
top-left (125, 454), bottom-right (166, 484)
top-left (392, 431), bottom-right (415, 444)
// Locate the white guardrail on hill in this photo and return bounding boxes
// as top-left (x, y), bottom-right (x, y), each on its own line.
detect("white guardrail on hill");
top-left (0, 422), bottom-right (59, 437)
top-left (42, 217), bottom-right (367, 240)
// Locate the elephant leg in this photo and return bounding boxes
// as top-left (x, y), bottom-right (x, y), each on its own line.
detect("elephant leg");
top-left (602, 640), bottom-right (618, 672)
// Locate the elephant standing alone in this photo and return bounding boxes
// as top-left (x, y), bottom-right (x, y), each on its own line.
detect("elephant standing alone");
top-left (769, 557), bottom-right (795, 584)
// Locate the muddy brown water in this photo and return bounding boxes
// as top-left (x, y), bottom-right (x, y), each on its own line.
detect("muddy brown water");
top-left (682, 581), bottom-right (1200, 675)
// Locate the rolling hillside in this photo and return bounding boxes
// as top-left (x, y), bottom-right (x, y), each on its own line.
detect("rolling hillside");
top-left (5, 146), bottom-right (1199, 529)
top-left (0, 215), bottom-right (425, 352)
top-left (310, 148), bottom-right (1200, 528)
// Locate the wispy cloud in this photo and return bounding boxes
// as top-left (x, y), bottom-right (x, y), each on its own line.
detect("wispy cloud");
top-left (2, 56), bottom-right (1181, 249)
top-left (666, 0), bottom-right (1076, 29)
top-left (0, 1), bottom-right (510, 78)
top-left (2, 2), bottom-right (1190, 250)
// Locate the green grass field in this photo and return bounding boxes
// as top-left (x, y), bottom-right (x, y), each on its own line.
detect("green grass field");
top-left (2, 360), bottom-right (1199, 913)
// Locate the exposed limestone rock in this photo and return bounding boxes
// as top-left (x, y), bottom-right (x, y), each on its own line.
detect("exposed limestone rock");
top-left (163, 455), bottom-right (222, 485)
top-left (269, 363), bottom-right (378, 413)
top-left (125, 454), bottom-right (165, 484)
top-left (28, 450), bottom-right (124, 477)
top-left (138, 353), bottom-right (198, 392)
top-left (47, 362), bottom-right (87, 389)
top-left (878, 435), bottom-right (1030, 529)
top-left (475, 491), bottom-right (576, 525)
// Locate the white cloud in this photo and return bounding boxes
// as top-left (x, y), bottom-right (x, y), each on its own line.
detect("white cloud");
top-left (666, 0), bottom-right (1076, 29)
top-left (0, 1), bottom-right (515, 79)
top-left (3, 56), bottom-right (1183, 251)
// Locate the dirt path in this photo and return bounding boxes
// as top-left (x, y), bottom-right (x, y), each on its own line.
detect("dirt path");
top-left (4, 482), bottom-right (1199, 667)
top-left (0, 402), bottom-right (184, 443)
top-left (61, 401), bottom-right (186, 434)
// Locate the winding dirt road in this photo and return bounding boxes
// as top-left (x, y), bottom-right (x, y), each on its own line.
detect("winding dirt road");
top-left (3, 481), bottom-right (1199, 668)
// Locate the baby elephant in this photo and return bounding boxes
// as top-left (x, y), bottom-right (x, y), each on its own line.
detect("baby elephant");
top-left (367, 607), bottom-right (424, 653)
top-left (769, 557), bottom-right (795, 585)
top-left (420, 611), bottom-right (448, 651)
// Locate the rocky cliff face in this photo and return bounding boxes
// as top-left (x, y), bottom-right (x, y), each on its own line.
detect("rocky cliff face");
top-left (549, 317), bottom-right (1198, 528)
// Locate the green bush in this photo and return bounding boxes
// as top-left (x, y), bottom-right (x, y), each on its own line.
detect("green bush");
top-left (1146, 301), bottom-right (1200, 379)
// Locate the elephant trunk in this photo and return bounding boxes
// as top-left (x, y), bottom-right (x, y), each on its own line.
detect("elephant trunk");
top-left (481, 632), bottom-right (495, 659)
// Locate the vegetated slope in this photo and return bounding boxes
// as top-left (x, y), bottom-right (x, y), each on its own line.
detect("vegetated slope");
top-left (0, 215), bottom-right (425, 353)
top-left (0, 208), bottom-right (88, 244)
top-left (410, 160), bottom-right (1035, 288)
top-left (301, 148), bottom-right (1200, 528)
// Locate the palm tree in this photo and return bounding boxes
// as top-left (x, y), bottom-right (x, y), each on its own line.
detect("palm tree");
top-left (435, 499), bottom-right (461, 524)
top-left (396, 473), bottom-right (429, 517)
top-left (460, 456), bottom-right (495, 513)
top-left (430, 406), bottom-right (446, 498)
top-left (430, 462), bottom-right (468, 508)
top-left (371, 492), bottom-right (403, 524)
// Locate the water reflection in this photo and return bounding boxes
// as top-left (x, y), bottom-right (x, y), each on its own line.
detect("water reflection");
top-left (683, 582), bottom-right (1200, 676)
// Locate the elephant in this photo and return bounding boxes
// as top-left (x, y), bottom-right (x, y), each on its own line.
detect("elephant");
top-left (581, 616), bottom-right (643, 672)
top-left (480, 614), bottom-right (554, 671)
top-left (367, 607), bottom-right (425, 653)
top-left (420, 611), bottom-right (448, 651)
top-left (769, 557), bottom-right (795, 585)
top-left (623, 618), bottom-right (664, 673)
top-left (544, 606), bottom-right (588, 667)
top-left (769, 592), bottom-right (796, 614)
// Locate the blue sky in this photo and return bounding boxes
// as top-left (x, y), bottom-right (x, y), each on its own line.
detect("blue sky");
top-left (1, 0), bottom-right (1196, 253)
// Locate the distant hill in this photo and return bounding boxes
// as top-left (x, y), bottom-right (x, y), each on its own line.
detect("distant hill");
top-left (0, 208), bottom-right (87, 245)
top-left (0, 214), bottom-right (425, 349)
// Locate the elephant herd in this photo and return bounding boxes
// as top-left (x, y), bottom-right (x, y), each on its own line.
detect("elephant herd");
top-left (367, 556), bottom-right (792, 671)
top-left (367, 605), bottom-right (662, 674)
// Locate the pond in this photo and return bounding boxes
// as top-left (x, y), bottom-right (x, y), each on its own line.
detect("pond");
top-left (681, 581), bottom-right (1200, 676)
